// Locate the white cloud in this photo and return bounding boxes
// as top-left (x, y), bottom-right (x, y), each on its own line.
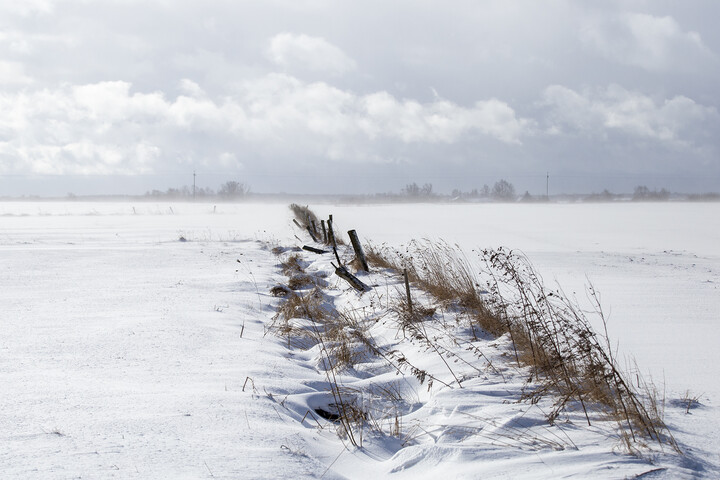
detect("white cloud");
top-left (178, 79), bottom-right (205, 98)
top-left (0, 74), bottom-right (533, 175)
top-left (0, 0), bottom-right (54, 16)
top-left (0, 60), bottom-right (33, 85)
top-left (582, 12), bottom-right (716, 71)
top-left (541, 84), bottom-right (719, 145)
top-left (267, 33), bottom-right (357, 76)
top-left (358, 92), bottom-right (529, 144)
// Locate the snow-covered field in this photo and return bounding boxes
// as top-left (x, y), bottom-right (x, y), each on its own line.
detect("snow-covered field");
top-left (1, 201), bottom-right (718, 478)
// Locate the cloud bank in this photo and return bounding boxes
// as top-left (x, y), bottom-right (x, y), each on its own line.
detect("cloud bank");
top-left (0, 0), bottom-right (718, 194)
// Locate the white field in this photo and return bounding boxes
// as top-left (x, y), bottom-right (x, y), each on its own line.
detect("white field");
top-left (1, 200), bottom-right (718, 478)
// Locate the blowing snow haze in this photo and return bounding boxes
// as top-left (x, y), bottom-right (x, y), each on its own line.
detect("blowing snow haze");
top-left (1, 1), bottom-right (719, 196)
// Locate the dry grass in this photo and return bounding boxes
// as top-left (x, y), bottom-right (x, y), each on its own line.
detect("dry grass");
top-left (275, 207), bottom-right (679, 454)
top-left (366, 240), bottom-right (680, 453)
top-left (289, 204), bottom-right (319, 229)
top-left (269, 256), bottom-right (378, 447)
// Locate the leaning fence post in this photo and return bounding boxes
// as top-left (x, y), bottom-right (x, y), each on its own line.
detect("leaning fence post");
top-left (403, 269), bottom-right (413, 315)
top-left (320, 220), bottom-right (328, 244)
top-left (327, 215), bottom-right (342, 266)
top-left (347, 229), bottom-right (369, 272)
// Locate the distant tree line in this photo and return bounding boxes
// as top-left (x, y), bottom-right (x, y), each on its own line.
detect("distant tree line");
top-left (145, 181), bottom-right (250, 200)
top-left (632, 185), bottom-right (670, 201)
top-left (449, 179), bottom-right (517, 201)
top-left (397, 179), bottom-right (521, 202)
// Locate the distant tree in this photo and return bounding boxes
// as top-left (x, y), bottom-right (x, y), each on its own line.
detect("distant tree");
top-left (403, 182), bottom-right (420, 196)
top-left (219, 181), bottom-right (249, 198)
top-left (492, 179), bottom-right (516, 201)
top-left (402, 182), bottom-right (433, 197)
top-left (633, 185), bottom-right (650, 200)
top-left (520, 190), bottom-right (533, 202)
top-left (656, 188), bottom-right (670, 200)
top-left (195, 186), bottom-right (215, 197)
top-left (480, 184), bottom-right (490, 197)
top-left (633, 185), bottom-right (669, 201)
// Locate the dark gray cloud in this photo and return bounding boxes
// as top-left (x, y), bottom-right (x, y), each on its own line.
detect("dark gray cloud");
top-left (1, 0), bottom-right (718, 195)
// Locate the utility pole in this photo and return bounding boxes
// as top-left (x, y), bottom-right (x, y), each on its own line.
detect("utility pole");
top-left (193, 171), bottom-right (196, 202)
top-left (546, 172), bottom-right (549, 200)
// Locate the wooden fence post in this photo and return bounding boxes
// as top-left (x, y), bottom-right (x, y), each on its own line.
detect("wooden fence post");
top-left (403, 269), bottom-right (413, 315)
top-left (327, 215), bottom-right (342, 266)
top-left (320, 220), bottom-right (328, 244)
top-left (333, 263), bottom-right (370, 292)
top-left (347, 230), bottom-right (369, 272)
top-left (327, 215), bottom-right (335, 246)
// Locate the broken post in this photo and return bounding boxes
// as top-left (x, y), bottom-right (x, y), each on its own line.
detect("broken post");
top-left (302, 245), bottom-right (326, 254)
top-left (347, 229), bottom-right (369, 272)
top-left (306, 226), bottom-right (318, 243)
top-left (333, 263), bottom-right (369, 292)
top-left (310, 220), bottom-right (319, 238)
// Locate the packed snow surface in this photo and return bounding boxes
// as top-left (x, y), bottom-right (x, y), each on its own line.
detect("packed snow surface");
top-left (1, 201), bottom-right (717, 478)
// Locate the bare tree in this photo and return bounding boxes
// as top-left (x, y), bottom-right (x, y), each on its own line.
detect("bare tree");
top-left (492, 179), bottom-right (516, 201)
top-left (219, 181), bottom-right (250, 198)
top-left (403, 182), bottom-right (421, 196)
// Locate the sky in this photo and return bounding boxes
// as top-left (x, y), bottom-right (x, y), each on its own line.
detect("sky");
top-left (1, 0), bottom-right (719, 196)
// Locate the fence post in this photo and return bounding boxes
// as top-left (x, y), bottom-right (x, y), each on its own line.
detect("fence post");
top-left (403, 269), bottom-right (413, 315)
top-left (347, 229), bottom-right (369, 272)
top-left (320, 220), bottom-right (328, 244)
top-left (327, 215), bottom-right (342, 266)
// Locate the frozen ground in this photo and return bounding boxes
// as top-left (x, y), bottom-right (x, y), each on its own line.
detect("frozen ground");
top-left (0, 201), bottom-right (717, 478)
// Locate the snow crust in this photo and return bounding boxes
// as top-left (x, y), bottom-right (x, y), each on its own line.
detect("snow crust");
top-left (1, 201), bottom-right (717, 478)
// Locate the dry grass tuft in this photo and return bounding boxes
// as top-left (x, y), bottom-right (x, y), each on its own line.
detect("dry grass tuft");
top-left (366, 240), bottom-right (679, 453)
top-left (280, 253), bottom-right (305, 275)
top-left (270, 285), bottom-right (292, 297)
top-left (289, 204), bottom-right (319, 229)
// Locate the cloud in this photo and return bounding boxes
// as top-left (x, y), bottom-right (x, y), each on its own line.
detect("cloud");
top-left (0, 74), bottom-right (532, 175)
top-left (0, 0), bottom-right (54, 16)
top-left (0, 60), bottom-right (33, 85)
top-left (358, 92), bottom-right (529, 144)
top-left (582, 12), bottom-right (716, 71)
top-left (267, 33), bottom-right (357, 76)
top-left (178, 79), bottom-right (205, 98)
top-left (540, 84), bottom-right (719, 146)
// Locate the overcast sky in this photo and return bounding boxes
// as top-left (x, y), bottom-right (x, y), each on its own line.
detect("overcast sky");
top-left (1, 0), bottom-right (719, 196)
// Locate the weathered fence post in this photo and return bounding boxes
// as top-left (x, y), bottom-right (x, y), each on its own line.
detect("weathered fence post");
top-left (327, 215), bottom-right (342, 266)
top-left (320, 220), bottom-right (328, 244)
top-left (333, 263), bottom-right (370, 292)
top-left (347, 229), bottom-right (369, 272)
top-left (403, 269), bottom-right (413, 315)
top-left (302, 245), bottom-right (326, 254)
top-left (327, 215), bottom-right (335, 247)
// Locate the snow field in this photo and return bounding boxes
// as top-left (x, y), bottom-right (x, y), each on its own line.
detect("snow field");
top-left (1, 201), bottom-right (718, 478)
